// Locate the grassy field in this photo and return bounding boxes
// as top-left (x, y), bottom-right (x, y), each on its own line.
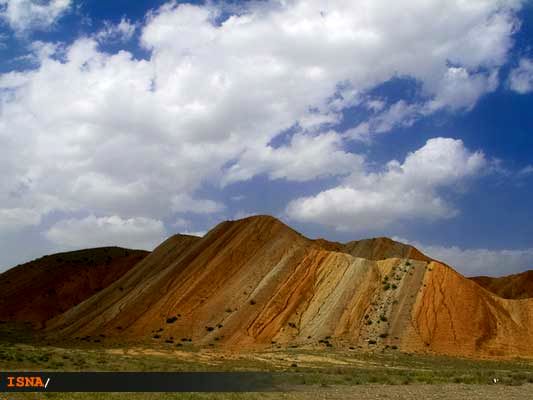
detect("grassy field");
top-left (3, 385), bottom-right (533, 400)
top-left (1, 339), bottom-right (533, 385)
top-left (1, 323), bottom-right (533, 399)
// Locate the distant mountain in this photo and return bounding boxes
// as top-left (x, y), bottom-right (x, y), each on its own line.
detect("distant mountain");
top-left (44, 215), bottom-right (533, 359)
top-left (470, 270), bottom-right (533, 299)
top-left (0, 247), bottom-right (148, 325)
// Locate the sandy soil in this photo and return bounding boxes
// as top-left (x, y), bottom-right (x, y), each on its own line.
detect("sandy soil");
top-left (284, 384), bottom-right (533, 400)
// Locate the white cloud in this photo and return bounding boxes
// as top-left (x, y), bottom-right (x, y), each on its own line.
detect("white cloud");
top-left (170, 217), bottom-right (205, 237)
top-left (345, 100), bottom-right (422, 140)
top-left (0, 207), bottom-right (41, 232)
top-left (222, 131), bottom-right (362, 184)
top-left (508, 58), bottom-right (533, 94)
top-left (171, 194), bottom-right (225, 214)
top-left (0, 0), bottom-right (524, 265)
top-left (95, 17), bottom-right (136, 43)
top-left (0, 0), bottom-right (71, 33)
top-left (287, 138), bottom-right (486, 231)
top-left (45, 215), bottom-right (167, 250)
top-left (519, 165), bottom-right (533, 176)
top-left (395, 237), bottom-right (533, 277)
top-left (172, 217), bottom-right (190, 228)
top-left (232, 210), bottom-right (256, 220)
top-left (425, 66), bottom-right (500, 112)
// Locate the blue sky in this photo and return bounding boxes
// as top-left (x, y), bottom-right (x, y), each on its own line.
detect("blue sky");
top-left (0, 0), bottom-right (532, 276)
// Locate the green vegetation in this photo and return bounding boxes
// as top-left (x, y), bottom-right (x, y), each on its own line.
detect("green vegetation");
top-left (1, 341), bottom-right (533, 389)
top-left (1, 322), bottom-right (533, 394)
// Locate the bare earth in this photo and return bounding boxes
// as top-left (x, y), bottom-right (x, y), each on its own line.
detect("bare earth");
top-left (285, 384), bottom-right (533, 400)
top-left (3, 385), bottom-right (533, 400)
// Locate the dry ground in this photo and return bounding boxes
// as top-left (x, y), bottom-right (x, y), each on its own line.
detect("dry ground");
top-left (2, 385), bottom-right (533, 400)
top-left (1, 323), bottom-right (533, 399)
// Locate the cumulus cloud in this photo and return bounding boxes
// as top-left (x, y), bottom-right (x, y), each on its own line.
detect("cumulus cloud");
top-left (0, 0), bottom-right (525, 264)
top-left (95, 17), bottom-right (136, 43)
top-left (0, 208), bottom-right (41, 232)
top-left (508, 58), bottom-right (533, 94)
top-left (345, 100), bottom-right (422, 140)
top-left (45, 215), bottom-right (167, 250)
top-left (287, 138), bottom-right (486, 231)
top-left (222, 131), bottom-right (362, 184)
top-left (395, 238), bottom-right (533, 277)
top-left (0, 0), bottom-right (71, 33)
top-left (171, 194), bottom-right (225, 214)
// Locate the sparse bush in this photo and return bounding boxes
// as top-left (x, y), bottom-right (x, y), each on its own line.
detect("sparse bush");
top-left (166, 316), bottom-right (178, 324)
top-left (249, 299), bottom-right (256, 305)
top-left (380, 315), bottom-right (388, 322)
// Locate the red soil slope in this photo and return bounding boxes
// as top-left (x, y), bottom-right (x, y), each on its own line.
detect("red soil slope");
top-left (46, 216), bottom-right (533, 359)
top-left (470, 270), bottom-right (533, 299)
top-left (0, 247), bottom-right (148, 325)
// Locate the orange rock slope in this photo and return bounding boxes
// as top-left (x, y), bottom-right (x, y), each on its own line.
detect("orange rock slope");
top-left (0, 247), bottom-right (149, 325)
top-left (45, 215), bottom-right (533, 359)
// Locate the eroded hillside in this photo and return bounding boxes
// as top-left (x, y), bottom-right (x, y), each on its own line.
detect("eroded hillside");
top-left (45, 216), bottom-right (533, 359)
top-left (0, 247), bottom-right (148, 325)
